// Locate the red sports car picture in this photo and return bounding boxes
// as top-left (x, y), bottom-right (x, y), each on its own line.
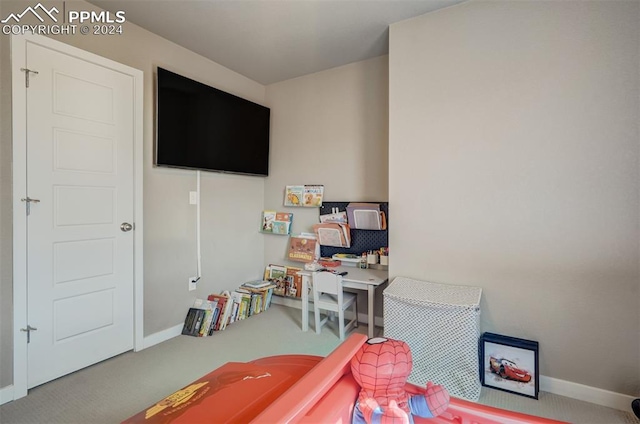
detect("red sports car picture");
top-left (489, 356), bottom-right (532, 383)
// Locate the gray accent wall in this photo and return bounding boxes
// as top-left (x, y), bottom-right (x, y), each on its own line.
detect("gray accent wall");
top-left (389, 0), bottom-right (639, 395)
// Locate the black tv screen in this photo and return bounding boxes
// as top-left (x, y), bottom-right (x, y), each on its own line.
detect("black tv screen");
top-left (155, 67), bottom-right (270, 176)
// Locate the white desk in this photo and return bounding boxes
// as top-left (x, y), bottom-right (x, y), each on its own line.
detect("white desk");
top-left (298, 266), bottom-right (388, 338)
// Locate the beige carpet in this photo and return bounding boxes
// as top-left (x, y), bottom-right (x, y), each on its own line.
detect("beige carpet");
top-left (1, 305), bottom-right (637, 424)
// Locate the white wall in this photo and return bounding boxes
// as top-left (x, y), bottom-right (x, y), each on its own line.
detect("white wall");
top-left (4, 0), bottom-right (636, 402)
top-left (0, 0), bottom-right (267, 389)
top-left (264, 56), bottom-right (389, 312)
top-left (389, 0), bottom-right (639, 395)
top-left (264, 56), bottom-right (389, 260)
top-left (0, 4), bottom-right (13, 388)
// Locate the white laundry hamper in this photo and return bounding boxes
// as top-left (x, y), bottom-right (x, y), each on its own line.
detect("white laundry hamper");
top-left (383, 276), bottom-right (482, 401)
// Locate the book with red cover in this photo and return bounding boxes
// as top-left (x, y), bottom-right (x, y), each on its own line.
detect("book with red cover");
top-left (207, 294), bottom-right (228, 331)
top-left (285, 266), bottom-right (303, 298)
top-left (287, 236), bottom-right (318, 263)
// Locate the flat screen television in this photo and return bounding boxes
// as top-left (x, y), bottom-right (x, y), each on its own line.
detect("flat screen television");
top-left (155, 67), bottom-right (270, 176)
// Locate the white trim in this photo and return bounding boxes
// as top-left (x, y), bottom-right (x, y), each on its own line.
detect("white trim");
top-left (0, 385), bottom-right (15, 406)
top-left (269, 297), bottom-right (385, 328)
top-left (1, 327), bottom-right (161, 406)
top-left (143, 325), bottom-right (638, 419)
top-left (357, 312), bottom-right (384, 329)
top-left (1, 372), bottom-right (635, 415)
top-left (11, 31), bottom-right (29, 401)
top-left (132, 47), bottom-right (144, 353)
top-left (11, 33), bottom-right (144, 398)
top-left (3, 323), bottom-right (636, 415)
top-left (270, 295), bottom-right (306, 310)
top-left (142, 324), bottom-right (183, 350)
top-left (269, 299), bottom-right (634, 414)
top-left (540, 375), bottom-right (635, 415)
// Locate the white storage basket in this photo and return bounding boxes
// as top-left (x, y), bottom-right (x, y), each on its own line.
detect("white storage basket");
top-left (383, 277), bottom-right (482, 401)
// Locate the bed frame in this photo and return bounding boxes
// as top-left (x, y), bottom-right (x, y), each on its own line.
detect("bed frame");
top-left (123, 333), bottom-right (568, 424)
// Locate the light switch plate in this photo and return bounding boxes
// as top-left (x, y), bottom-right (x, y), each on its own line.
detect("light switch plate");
top-left (189, 191), bottom-right (198, 205)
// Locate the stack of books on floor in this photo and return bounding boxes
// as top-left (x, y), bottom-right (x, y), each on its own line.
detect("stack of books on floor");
top-left (264, 264), bottom-right (303, 298)
top-left (181, 280), bottom-right (277, 337)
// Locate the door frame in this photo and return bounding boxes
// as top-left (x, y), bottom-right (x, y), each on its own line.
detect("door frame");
top-left (11, 33), bottom-right (144, 400)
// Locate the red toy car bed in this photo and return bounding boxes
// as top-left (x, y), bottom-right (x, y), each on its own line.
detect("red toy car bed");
top-left (123, 334), bottom-right (567, 424)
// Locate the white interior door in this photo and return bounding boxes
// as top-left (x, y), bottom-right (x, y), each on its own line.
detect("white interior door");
top-left (20, 39), bottom-right (137, 389)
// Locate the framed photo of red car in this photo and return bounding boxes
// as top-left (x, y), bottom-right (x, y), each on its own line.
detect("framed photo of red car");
top-left (480, 332), bottom-right (539, 399)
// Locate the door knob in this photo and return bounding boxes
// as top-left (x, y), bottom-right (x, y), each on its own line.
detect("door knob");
top-left (120, 222), bottom-right (133, 232)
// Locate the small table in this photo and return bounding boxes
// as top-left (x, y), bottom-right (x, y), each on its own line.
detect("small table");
top-left (298, 266), bottom-right (388, 338)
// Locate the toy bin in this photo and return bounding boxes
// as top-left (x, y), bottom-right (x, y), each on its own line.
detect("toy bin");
top-left (383, 276), bottom-right (482, 401)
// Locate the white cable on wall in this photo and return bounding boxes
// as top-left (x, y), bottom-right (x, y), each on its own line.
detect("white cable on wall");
top-left (196, 170), bottom-right (202, 279)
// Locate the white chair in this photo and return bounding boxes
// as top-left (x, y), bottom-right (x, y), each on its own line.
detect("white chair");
top-left (312, 271), bottom-right (358, 340)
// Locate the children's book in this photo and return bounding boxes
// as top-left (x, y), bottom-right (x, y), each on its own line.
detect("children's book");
top-left (181, 308), bottom-right (206, 336)
top-left (243, 279), bottom-right (272, 289)
top-left (199, 310), bottom-right (213, 337)
top-left (284, 186), bottom-right (304, 206)
top-left (189, 298), bottom-right (219, 337)
top-left (266, 264), bottom-right (287, 280)
top-left (208, 304), bottom-right (220, 336)
top-left (260, 210), bottom-right (276, 232)
top-left (285, 266), bottom-right (303, 298)
top-left (272, 278), bottom-right (287, 296)
top-left (284, 185), bottom-right (324, 207)
top-left (181, 308), bottom-right (204, 336)
top-left (287, 235), bottom-right (319, 263)
top-left (208, 293), bottom-right (230, 331)
top-left (232, 289), bottom-right (252, 320)
top-left (219, 291), bottom-right (234, 330)
top-left (229, 301), bottom-right (239, 324)
top-left (303, 185), bottom-right (324, 207)
top-left (272, 212), bottom-right (293, 235)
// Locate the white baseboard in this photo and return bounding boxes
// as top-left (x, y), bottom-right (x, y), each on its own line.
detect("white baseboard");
top-left (540, 375), bottom-right (635, 415)
top-left (270, 295), bottom-right (302, 309)
top-left (0, 325), bottom-right (182, 405)
top-left (1, 374), bottom-right (634, 414)
top-left (270, 296), bottom-right (385, 328)
top-left (0, 384), bottom-right (14, 405)
top-left (142, 323), bottom-right (183, 350)
top-left (91, 303), bottom-right (640, 416)
top-left (272, 297), bottom-right (634, 414)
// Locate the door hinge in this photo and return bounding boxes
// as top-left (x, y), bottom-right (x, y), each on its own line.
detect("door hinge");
top-left (20, 325), bottom-right (37, 343)
top-left (21, 196), bottom-right (40, 216)
top-left (20, 68), bottom-right (39, 88)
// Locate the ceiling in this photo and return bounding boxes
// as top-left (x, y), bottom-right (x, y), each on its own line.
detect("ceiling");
top-left (88, 0), bottom-right (466, 85)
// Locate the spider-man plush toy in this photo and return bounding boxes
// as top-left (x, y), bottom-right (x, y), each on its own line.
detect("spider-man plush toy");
top-left (350, 337), bottom-right (450, 424)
